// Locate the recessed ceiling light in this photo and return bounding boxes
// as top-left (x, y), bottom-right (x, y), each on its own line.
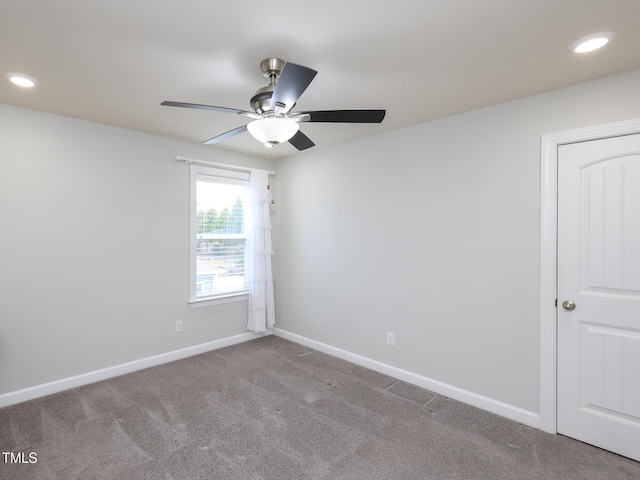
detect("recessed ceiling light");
top-left (569, 31), bottom-right (615, 53)
top-left (5, 72), bottom-right (39, 88)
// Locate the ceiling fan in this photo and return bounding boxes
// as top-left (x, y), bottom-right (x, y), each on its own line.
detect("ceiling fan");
top-left (161, 58), bottom-right (386, 151)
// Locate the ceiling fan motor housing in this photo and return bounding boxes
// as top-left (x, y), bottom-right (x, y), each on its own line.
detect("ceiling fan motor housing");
top-left (250, 85), bottom-right (274, 115)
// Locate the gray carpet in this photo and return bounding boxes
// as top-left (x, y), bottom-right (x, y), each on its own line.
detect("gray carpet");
top-left (1, 336), bottom-right (639, 479)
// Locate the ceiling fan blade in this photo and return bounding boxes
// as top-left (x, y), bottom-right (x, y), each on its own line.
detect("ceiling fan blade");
top-left (288, 130), bottom-right (315, 151)
top-left (202, 125), bottom-right (248, 145)
top-left (269, 62), bottom-right (317, 113)
top-left (161, 101), bottom-right (260, 119)
top-left (296, 109), bottom-right (386, 123)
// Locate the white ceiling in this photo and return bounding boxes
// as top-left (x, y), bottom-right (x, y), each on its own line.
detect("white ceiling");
top-left (2, 1), bottom-right (640, 159)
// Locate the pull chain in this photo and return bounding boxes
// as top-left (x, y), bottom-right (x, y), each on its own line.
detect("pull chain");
top-left (267, 150), bottom-right (275, 204)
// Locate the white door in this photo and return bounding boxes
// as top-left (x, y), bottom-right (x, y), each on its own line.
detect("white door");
top-left (557, 133), bottom-right (640, 461)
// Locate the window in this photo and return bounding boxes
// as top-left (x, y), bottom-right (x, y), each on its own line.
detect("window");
top-left (190, 165), bottom-right (250, 305)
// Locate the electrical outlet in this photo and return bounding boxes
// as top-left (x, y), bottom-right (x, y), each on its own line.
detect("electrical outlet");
top-left (176, 320), bottom-right (183, 333)
top-left (386, 332), bottom-right (395, 347)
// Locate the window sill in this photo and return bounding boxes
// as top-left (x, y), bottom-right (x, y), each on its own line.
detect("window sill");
top-left (189, 292), bottom-right (249, 309)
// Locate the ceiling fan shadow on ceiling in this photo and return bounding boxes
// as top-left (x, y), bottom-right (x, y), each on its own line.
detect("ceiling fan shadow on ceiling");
top-left (161, 57), bottom-right (386, 151)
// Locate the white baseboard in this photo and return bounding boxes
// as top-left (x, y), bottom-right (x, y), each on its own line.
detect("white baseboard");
top-left (0, 331), bottom-right (268, 408)
top-left (274, 328), bottom-right (540, 429)
top-left (2, 328), bottom-right (541, 430)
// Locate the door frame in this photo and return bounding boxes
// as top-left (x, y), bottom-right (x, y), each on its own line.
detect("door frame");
top-left (539, 117), bottom-right (640, 433)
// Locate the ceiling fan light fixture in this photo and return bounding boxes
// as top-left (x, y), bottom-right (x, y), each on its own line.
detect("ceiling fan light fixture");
top-left (569, 31), bottom-right (615, 53)
top-left (247, 117), bottom-right (299, 147)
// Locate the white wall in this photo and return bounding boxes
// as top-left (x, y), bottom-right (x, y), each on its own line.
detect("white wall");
top-left (0, 103), bottom-right (270, 396)
top-left (272, 68), bottom-right (640, 414)
top-left (4, 68), bottom-right (640, 416)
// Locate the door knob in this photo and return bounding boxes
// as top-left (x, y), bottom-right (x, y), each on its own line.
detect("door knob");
top-left (562, 300), bottom-right (576, 311)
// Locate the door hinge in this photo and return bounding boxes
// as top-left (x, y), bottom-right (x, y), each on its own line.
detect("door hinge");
top-left (555, 299), bottom-right (558, 308)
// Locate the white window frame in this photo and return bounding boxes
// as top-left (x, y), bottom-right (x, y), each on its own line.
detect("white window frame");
top-left (189, 165), bottom-right (250, 308)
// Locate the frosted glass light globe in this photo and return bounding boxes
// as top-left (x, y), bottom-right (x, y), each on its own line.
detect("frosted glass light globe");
top-left (247, 118), bottom-right (299, 147)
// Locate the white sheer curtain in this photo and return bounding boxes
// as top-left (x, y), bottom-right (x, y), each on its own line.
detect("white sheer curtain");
top-left (246, 169), bottom-right (275, 333)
